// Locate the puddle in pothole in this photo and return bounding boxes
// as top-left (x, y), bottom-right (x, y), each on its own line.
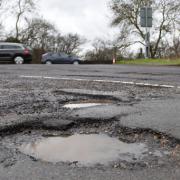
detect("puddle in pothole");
top-left (63, 100), bottom-right (113, 109)
top-left (19, 134), bottom-right (148, 166)
top-left (63, 103), bottom-right (108, 109)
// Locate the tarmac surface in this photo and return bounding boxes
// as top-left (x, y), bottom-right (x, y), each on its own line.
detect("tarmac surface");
top-left (0, 64), bottom-right (180, 180)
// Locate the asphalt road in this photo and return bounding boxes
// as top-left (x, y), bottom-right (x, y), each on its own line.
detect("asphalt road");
top-left (0, 64), bottom-right (180, 180)
top-left (0, 64), bottom-right (180, 86)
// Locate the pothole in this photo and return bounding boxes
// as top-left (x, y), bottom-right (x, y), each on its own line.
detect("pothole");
top-left (19, 134), bottom-right (148, 166)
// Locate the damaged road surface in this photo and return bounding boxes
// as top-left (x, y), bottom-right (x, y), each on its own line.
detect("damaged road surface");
top-left (1, 65), bottom-right (180, 180)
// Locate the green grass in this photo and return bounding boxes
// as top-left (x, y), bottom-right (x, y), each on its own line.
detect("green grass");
top-left (116, 58), bottom-right (180, 66)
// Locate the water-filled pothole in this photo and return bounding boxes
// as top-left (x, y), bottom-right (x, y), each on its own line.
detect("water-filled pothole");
top-left (63, 103), bottom-right (106, 109)
top-left (63, 100), bottom-right (113, 109)
top-left (19, 134), bottom-right (148, 166)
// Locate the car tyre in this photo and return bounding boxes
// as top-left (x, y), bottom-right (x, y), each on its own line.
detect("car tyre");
top-left (73, 61), bottom-right (79, 65)
top-left (14, 56), bottom-right (24, 64)
top-left (46, 61), bottom-right (52, 65)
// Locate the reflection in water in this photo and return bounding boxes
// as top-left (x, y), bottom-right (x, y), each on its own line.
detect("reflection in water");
top-left (20, 134), bottom-right (148, 166)
top-left (63, 103), bottom-right (107, 109)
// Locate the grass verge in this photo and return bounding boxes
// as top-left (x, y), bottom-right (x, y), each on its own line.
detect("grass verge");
top-left (116, 58), bottom-right (180, 66)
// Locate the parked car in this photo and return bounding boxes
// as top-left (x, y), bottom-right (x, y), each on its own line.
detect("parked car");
top-left (41, 52), bottom-right (81, 65)
top-left (0, 42), bottom-right (32, 64)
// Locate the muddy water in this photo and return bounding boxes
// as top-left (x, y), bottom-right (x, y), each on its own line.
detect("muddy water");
top-left (19, 134), bottom-right (148, 166)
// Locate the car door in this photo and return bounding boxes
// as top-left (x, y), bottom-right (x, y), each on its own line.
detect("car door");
top-left (51, 53), bottom-right (61, 64)
top-left (0, 45), bottom-right (4, 61)
top-left (53, 53), bottom-right (67, 64)
top-left (0, 45), bottom-right (12, 61)
top-left (59, 53), bottom-right (71, 64)
top-left (57, 53), bottom-right (66, 64)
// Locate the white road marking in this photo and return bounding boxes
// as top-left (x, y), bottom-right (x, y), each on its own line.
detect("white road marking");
top-left (135, 82), bottom-right (145, 86)
top-left (121, 81), bottom-right (135, 85)
top-left (21, 75), bottom-right (43, 79)
top-left (158, 85), bottom-right (175, 88)
top-left (20, 75), bottom-right (178, 89)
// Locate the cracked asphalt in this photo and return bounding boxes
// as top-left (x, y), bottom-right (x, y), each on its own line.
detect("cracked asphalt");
top-left (0, 64), bottom-right (180, 180)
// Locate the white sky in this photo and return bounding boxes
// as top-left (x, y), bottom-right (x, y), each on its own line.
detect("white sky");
top-left (38, 0), bottom-right (118, 42)
top-left (2, 0), bottom-right (139, 53)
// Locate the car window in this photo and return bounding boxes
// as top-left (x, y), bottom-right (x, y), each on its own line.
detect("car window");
top-left (2, 45), bottom-right (12, 49)
top-left (52, 53), bottom-right (60, 58)
top-left (60, 53), bottom-right (68, 58)
top-left (1, 45), bottom-right (22, 50)
top-left (13, 45), bottom-right (22, 49)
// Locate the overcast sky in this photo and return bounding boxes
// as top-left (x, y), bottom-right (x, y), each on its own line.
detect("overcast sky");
top-left (39, 0), bottom-right (118, 42)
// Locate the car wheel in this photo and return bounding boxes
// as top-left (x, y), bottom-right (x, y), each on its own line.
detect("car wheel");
top-left (73, 61), bottom-right (79, 65)
top-left (46, 61), bottom-right (52, 65)
top-left (14, 56), bottom-right (24, 64)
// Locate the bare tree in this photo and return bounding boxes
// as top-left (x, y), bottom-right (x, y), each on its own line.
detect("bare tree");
top-left (171, 36), bottom-right (180, 58)
top-left (111, 24), bottom-right (133, 59)
top-left (9, 0), bottom-right (36, 40)
top-left (19, 18), bottom-right (57, 63)
top-left (21, 18), bottom-right (85, 55)
top-left (85, 38), bottom-right (125, 63)
top-left (20, 17), bottom-right (85, 63)
top-left (0, 0), bottom-right (4, 35)
top-left (110, 0), bottom-right (180, 58)
top-left (85, 24), bottom-right (132, 63)
top-left (56, 33), bottom-right (86, 55)
top-left (21, 18), bottom-right (57, 50)
top-left (0, 0), bottom-right (5, 7)
top-left (162, 36), bottom-right (180, 58)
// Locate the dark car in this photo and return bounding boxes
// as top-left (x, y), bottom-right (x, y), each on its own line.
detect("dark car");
top-left (41, 52), bottom-right (81, 65)
top-left (0, 42), bottom-right (32, 64)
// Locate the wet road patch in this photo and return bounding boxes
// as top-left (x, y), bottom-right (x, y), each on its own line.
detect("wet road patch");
top-left (19, 134), bottom-right (148, 166)
top-left (68, 104), bottom-right (133, 122)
